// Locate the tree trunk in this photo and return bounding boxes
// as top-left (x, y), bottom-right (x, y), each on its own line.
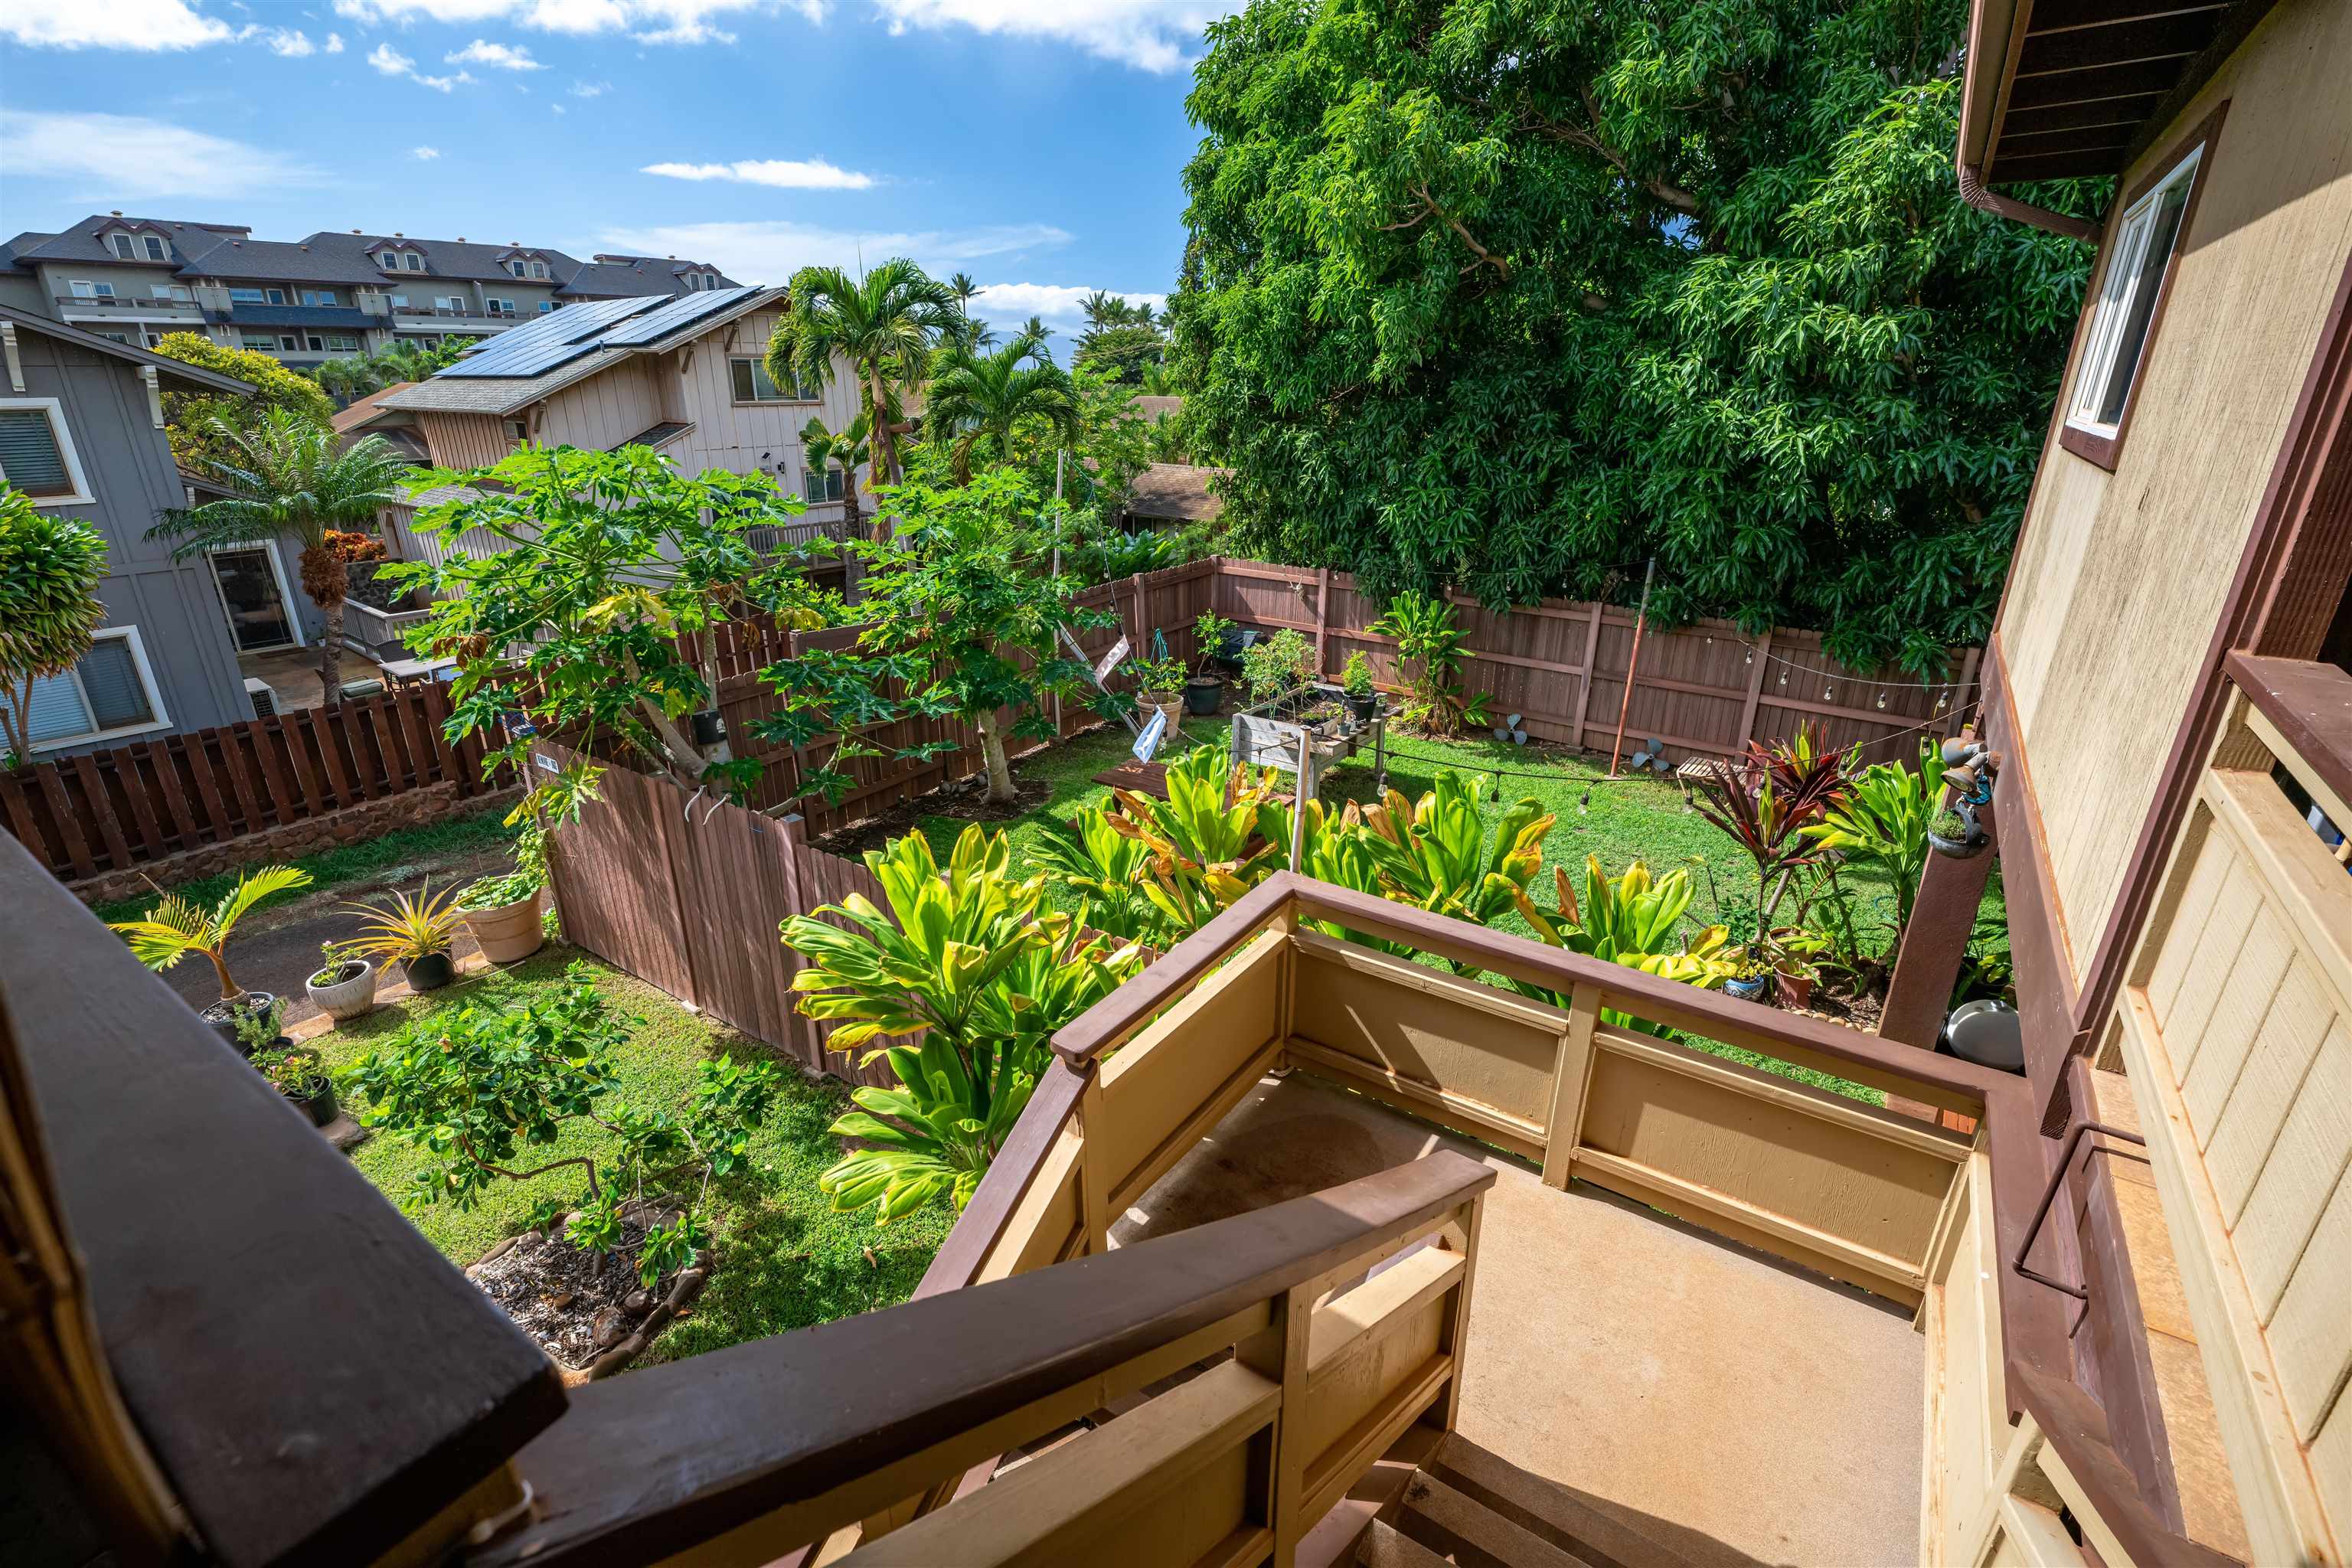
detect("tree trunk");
top-left (840, 466), bottom-right (861, 544)
top-left (867, 372), bottom-right (897, 544)
top-left (976, 708), bottom-right (1016, 805)
top-left (207, 947), bottom-right (244, 1003)
top-left (299, 547), bottom-right (349, 707)
top-left (318, 599), bottom-right (347, 707)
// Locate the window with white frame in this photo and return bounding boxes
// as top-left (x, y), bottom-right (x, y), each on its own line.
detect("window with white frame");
top-left (388, 293), bottom-right (410, 308)
top-left (25, 628), bottom-right (168, 751)
top-left (403, 253), bottom-right (424, 271)
top-left (730, 358), bottom-right (815, 403)
top-left (303, 289), bottom-right (338, 306)
top-left (228, 287), bottom-right (266, 303)
top-left (149, 284), bottom-right (192, 302)
top-left (2067, 145), bottom-right (2203, 442)
top-left (0, 400), bottom-right (93, 503)
top-left (68, 279), bottom-right (115, 299)
top-left (537, 301), bottom-right (557, 312)
top-left (802, 467), bottom-right (844, 503)
top-left (323, 334), bottom-right (361, 353)
top-left (439, 295), bottom-right (468, 312)
top-left (143, 235), bottom-right (169, 262)
top-left (529, 260), bottom-right (547, 279)
top-left (377, 252), bottom-right (399, 270)
top-left (279, 335), bottom-right (299, 351)
top-left (106, 232), bottom-right (135, 259)
top-left (485, 296), bottom-right (516, 315)
top-left (241, 334), bottom-right (279, 351)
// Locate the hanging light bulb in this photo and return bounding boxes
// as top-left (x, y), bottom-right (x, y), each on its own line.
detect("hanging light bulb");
top-left (1778, 671), bottom-right (1788, 688)
top-left (1743, 648), bottom-right (1753, 665)
top-left (1823, 685), bottom-right (1834, 701)
top-left (1936, 691), bottom-right (1949, 711)
top-left (1876, 693), bottom-right (1887, 710)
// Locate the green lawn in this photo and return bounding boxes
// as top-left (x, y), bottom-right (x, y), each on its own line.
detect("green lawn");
top-left (91, 800), bottom-right (523, 926)
top-left (314, 949), bottom-right (949, 1364)
top-left (884, 720), bottom-right (2009, 1104)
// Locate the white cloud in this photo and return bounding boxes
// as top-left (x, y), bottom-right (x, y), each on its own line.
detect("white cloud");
top-left (263, 27), bottom-right (317, 54)
top-left (594, 220), bottom-right (1072, 288)
top-left (867, 0), bottom-right (1227, 72)
top-left (331, 1), bottom-right (827, 41)
top-left (0, 108), bottom-right (319, 198)
top-left (973, 282), bottom-right (1168, 332)
top-left (1, 0), bottom-right (234, 50)
top-left (634, 20), bottom-right (734, 44)
top-left (367, 40), bottom-right (413, 72)
top-left (414, 145), bottom-right (442, 159)
top-left (641, 158), bottom-right (874, 191)
top-left (325, 30), bottom-right (345, 50)
top-left (551, 103), bottom-right (567, 113)
top-left (447, 37), bottom-right (544, 67)
top-left (414, 68), bottom-right (475, 89)
top-left (570, 78), bottom-right (611, 96)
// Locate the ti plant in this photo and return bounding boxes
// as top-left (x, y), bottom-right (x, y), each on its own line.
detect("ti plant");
top-left (1338, 772), bottom-right (1553, 969)
top-left (1103, 743), bottom-right (1287, 938)
top-left (1031, 802), bottom-right (1168, 946)
top-left (783, 826), bottom-right (1141, 1223)
top-left (1687, 729), bottom-right (1850, 966)
top-left (1517, 857), bottom-right (1738, 1034)
top-left (109, 864), bottom-right (312, 1002)
top-left (341, 963), bottom-right (780, 1288)
top-left (1804, 738), bottom-right (1951, 950)
top-left (1370, 590), bottom-right (1486, 735)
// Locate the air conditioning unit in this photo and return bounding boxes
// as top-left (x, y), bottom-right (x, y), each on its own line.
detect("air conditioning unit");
top-left (244, 677), bottom-right (279, 719)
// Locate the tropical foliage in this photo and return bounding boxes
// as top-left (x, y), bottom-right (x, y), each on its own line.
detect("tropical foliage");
top-left (924, 328), bottom-right (1078, 484)
top-left (782, 827), bottom-right (1140, 1222)
top-left (1517, 858), bottom-right (1739, 1032)
top-left (149, 408), bottom-right (415, 706)
top-left (150, 332), bottom-right (335, 472)
top-left (1171, 0), bottom-right (2103, 671)
top-left (0, 488), bottom-right (108, 766)
top-left (341, 965), bottom-right (781, 1286)
top-left (1805, 739), bottom-right (1951, 945)
top-left (1073, 292), bottom-right (1168, 385)
top-left (1372, 592), bottom-right (1481, 734)
top-left (109, 864), bottom-right (312, 1001)
top-left (1688, 730), bottom-right (1852, 961)
top-left (800, 411), bottom-right (871, 537)
top-left (767, 259), bottom-right (956, 523)
top-left (750, 470), bottom-right (1123, 806)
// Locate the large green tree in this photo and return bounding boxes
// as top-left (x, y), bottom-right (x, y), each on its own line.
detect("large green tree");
top-left (1173, 0), bottom-right (2103, 670)
top-left (152, 333), bottom-right (335, 475)
top-left (0, 488), bottom-right (108, 766)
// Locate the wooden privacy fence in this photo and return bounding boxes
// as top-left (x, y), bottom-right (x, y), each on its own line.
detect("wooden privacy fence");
top-left (536, 743), bottom-right (896, 1086)
top-left (1, 681), bottom-right (503, 884)
top-left (1214, 562), bottom-right (1980, 761)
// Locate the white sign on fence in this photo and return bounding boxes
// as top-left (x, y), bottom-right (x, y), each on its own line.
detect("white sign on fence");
top-left (1093, 635), bottom-right (1132, 683)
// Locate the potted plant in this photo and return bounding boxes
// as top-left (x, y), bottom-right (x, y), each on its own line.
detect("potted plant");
top-left (1185, 611), bottom-right (1236, 716)
top-left (341, 882), bottom-right (467, 990)
top-left (1772, 957), bottom-right (1818, 1010)
top-left (305, 940), bottom-right (378, 1021)
top-left (455, 810), bottom-right (552, 965)
top-left (253, 1038), bottom-right (338, 1129)
top-left (1723, 956), bottom-right (1772, 1003)
top-left (1241, 626), bottom-right (1314, 714)
top-left (1341, 651), bottom-right (1377, 724)
top-left (230, 995), bottom-right (292, 1061)
top-left (109, 864), bottom-right (312, 1047)
top-left (1129, 652), bottom-right (1189, 736)
top-left (1926, 804), bottom-right (1990, 859)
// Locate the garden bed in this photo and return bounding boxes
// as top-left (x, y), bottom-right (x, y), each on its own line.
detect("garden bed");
top-left (308, 949), bottom-right (950, 1365)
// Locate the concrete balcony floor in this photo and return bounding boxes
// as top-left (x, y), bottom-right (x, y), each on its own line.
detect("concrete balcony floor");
top-left (1115, 1073), bottom-right (1924, 1568)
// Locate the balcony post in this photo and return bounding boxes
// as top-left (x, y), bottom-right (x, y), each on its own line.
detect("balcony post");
top-left (1880, 797), bottom-right (2000, 1053)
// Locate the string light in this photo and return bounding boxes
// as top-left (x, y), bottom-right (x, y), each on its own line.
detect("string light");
top-left (1876, 693), bottom-right (1887, 710)
top-left (1778, 671), bottom-right (1788, 688)
top-left (1822, 685), bottom-right (1834, 701)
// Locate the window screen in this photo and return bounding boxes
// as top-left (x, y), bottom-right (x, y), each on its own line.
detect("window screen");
top-left (2069, 146), bottom-right (2202, 438)
top-left (0, 408), bottom-right (71, 496)
top-left (79, 639), bottom-right (154, 730)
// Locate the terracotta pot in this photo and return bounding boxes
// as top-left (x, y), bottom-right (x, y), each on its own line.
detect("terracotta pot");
top-left (1140, 693), bottom-right (1184, 736)
top-left (1773, 968), bottom-right (1815, 1010)
top-left (461, 887), bottom-right (545, 965)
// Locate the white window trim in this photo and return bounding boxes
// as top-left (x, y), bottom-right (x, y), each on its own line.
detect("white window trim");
top-left (142, 235), bottom-right (170, 263)
top-left (0, 397), bottom-right (96, 507)
top-left (404, 253), bottom-right (424, 271)
top-left (204, 538), bottom-right (305, 652)
top-left (68, 279), bottom-right (116, 299)
top-left (107, 232), bottom-right (136, 260)
top-left (2066, 144), bottom-right (2203, 441)
top-left (30, 626), bottom-right (172, 752)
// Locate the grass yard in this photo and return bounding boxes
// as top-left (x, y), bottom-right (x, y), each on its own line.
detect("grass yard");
top-left (312, 949), bottom-right (949, 1364)
top-left (90, 800), bottom-right (523, 926)
top-left (871, 720), bottom-right (2010, 1104)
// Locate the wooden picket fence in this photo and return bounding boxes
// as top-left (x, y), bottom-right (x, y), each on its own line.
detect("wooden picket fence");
top-left (1, 682), bottom-right (505, 884)
top-left (534, 743), bottom-right (896, 1085)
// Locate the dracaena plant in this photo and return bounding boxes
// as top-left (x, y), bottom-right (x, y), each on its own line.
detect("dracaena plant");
top-left (340, 964), bottom-right (780, 1288)
top-left (1325, 772), bottom-right (1555, 972)
top-left (1515, 858), bottom-right (1737, 1035)
top-left (1031, 802), bottom-right (1168, 946)
top-left (1688, 729), bottom-right (1851, 962)
top-left (784, 825), bottom-right (1141, 1223)
top-left (110, 864), bottom-right (312, 1001)
top-left (1803, 739), bottom-right (1950, 950)
top-left (1101, 743), bottom-right (1287, 938)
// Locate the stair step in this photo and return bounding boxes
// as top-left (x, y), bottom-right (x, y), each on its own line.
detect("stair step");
top-left (1424, 1434), bottom-right (1690, 1568)
top-left (1396, 1473), bottom-right (1597, 1568)
top-left (1355, 1517), bottom-right (1454, 1568)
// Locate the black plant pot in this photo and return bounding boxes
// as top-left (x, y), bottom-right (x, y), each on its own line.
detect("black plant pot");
top-left (201, 991), bottom-right (279, 1054)
top-left (1344, 692), bottom-right (1377, 724)
top-left (1184, 677), bottom-right (1223, 717)
top-left (405, 951), bottom-right (456, 991)
top-left (1927, 808), bottom-right (1991, 860)
top-left (292, 1078), bottom-right (338, 1129)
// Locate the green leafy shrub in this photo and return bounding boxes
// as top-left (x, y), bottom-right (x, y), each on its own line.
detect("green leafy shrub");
top-left (341, 962), bottom-right (779, 1286)
top-left (1370, 593), bottom-right (1485, 735)
top-left (1805, 740), bottom-right (1950, 951)
top-left (1240, 626), bottom-right (1315, 705)
top-left (0, 488), bottom-right (109, 767)
top-left (1341, 650), bottom-right (1374, 699)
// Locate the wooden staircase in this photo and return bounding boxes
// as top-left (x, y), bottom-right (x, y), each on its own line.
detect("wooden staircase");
top-left (1348, 1434), bottom-right (1694, 1568)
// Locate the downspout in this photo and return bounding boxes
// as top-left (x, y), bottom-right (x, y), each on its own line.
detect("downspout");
top-left (1957, 162), bottom-right (2102, 246)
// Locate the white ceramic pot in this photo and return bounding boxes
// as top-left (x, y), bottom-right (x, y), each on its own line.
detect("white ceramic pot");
top-left (305, 959), bottom-right (379, 1022)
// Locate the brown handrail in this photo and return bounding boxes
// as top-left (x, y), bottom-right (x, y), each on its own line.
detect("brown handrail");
top-left (473, 1152), bottom-right (1496, 1566)
top-left (2223, 651), bottom-right (2352, 817)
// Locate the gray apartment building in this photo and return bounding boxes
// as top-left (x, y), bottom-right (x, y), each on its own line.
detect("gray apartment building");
top-left (0, 213), bottom-right (737, 374)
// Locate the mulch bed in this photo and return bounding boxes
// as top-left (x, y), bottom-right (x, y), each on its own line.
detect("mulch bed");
top-left (468, 1202), bottom-right (707, 1380)
top-left (811, 768), bottom-right (1057, 858)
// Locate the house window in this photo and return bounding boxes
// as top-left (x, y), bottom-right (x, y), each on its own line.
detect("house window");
top-left (730, 358), bottom-right (813, 403)
top-left (228, 287), bottom-right (267, 303)
top-left (322, 334), bottom-right (361, 353)
top-left (280, 335), bottom-right (299, 351)
top-left (149, 284), bottom-right (192, 302)
top-left (25, 628), bottom-right (168, 750)
top-left (241, 334), bottom-right (279, 351)
top-left (537, 301), bottom-right (557, 312)
top-left (68, 280), bottom-right (116, 299)
top-left (529, 260), bottom-right (547, 279)
top-left (143, 236), bottom-right (169, 262)
top-left (388, 294), bottom-right (410, 309)
top-left (504, 418), bottom-right (529, 448)
top-left (303, 289), bottom-right (338, 306)
top-left (109, 233), bottom-right (136, 260)
top-left (100, 332), bottom-right (130, 345)
top-left (485, 296), bottom-right (517, 315)
top-left (0, 399), bottom-right (94, 504)
top-left (2063, 126), bottom-right (2213, 468)
top-left (403, 253), bottom-right (423, 271)
top-left (802, 468), bottom-right (844, 503)
top-left (377, 252), bottom-right (398, 270)
top-left (439, 295), bottom-right (468, 312)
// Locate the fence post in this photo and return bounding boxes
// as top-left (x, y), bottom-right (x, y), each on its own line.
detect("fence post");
top-left (1947, 645), bottom-right (1983, 738)
top-left (1313, 566), bottom-right (1331, 680)
top-left (770, 813), bottom-right (824, 1066)
top-left (1735, 629), bottom-right (1773, 750)
top-left (1569, 600), bottom-right (1605, 749)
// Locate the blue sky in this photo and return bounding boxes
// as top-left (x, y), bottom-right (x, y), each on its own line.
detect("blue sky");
top-left (0, 0), bottom-right (1232, 333)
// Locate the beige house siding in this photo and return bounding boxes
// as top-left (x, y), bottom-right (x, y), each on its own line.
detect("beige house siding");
top-left (540, 358), bottom-right (665, 452)
top-left (1994, 0), bottom-right (2352, 983)
top-left (666, 310), bottom-right (869, 502)
top-left (416, 410), bottom-right (514, 471)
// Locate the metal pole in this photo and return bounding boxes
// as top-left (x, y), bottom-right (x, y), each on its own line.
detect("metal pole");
top-left (1289, 727), bottom-right (1311, 872)
top-left (1609, 557), bottom-right (1657, 779)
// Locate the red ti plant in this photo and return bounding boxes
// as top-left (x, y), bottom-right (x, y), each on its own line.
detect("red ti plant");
top-left (1688, 727), bottom-right (1851, 956)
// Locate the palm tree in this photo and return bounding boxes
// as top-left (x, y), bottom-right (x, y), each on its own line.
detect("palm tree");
top-left (767, 260), bottom-right (956, 537)
top-left (923, 331), bottom-right (1079, 485)
top-left (149, 409), bottom-right (413, 706)
top-left (1081, 290), bottom-right (1117, 328)
top-left (948, 272), bottom-right (981, 315)
top-left (801, 411), bottom-right (873, 541)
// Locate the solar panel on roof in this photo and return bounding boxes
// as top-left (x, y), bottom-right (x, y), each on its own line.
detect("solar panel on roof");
top-left (599, 285), bottom-right (763, 347)
top-left (439, 296), bottom-right (663, 378)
